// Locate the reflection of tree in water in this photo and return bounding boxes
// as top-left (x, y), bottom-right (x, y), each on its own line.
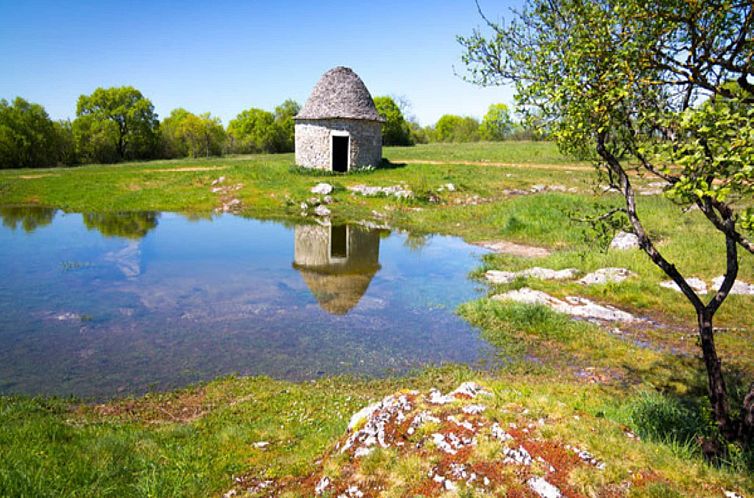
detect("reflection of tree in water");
top-left (83, 212), bottom-right (159, 239)
top-left (403, 232), bottom-right (430, 252)
top-left (0, 206), bottom-right (57, 233)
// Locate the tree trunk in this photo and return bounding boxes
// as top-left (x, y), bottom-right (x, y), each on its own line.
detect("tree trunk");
top-left (698, 310), bottom-right (736, 440)
top-left (741, 383), bottom-right (754, 444)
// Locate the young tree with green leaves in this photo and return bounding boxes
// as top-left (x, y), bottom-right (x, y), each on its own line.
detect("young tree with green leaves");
top-left (160, 109), bottom-right (225, 158)
top-left (227, 108), bottom-right (278, 154)
top-left (273, 99), bottom-right (301, 153)
top-left (480, 103), bottom-right (513, 141)
top-left (0, 97), bottom-right (64, 168)
top-left (434, 114), bottom-right (481, 142)
top-left (459, 0), bottom-right (754, 447)
top-left (373, 96), bottom-right (413, 146)
top-left (74, 86), bottom-right (159, 162)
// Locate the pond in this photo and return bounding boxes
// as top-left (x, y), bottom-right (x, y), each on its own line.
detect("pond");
top-left (0, 207), bottom-right (498, 399)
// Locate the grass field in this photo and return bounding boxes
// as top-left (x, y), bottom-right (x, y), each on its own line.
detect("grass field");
top-left (0, 142), bottom-right (752, 496)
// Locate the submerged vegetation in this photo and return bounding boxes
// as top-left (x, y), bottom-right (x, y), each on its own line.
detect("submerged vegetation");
top-left (0, 141), bottom-right (752, 495)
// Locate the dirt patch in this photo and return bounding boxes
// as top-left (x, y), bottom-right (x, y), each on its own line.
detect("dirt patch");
top-left (145, 166), bottom-right (227, 172)
top-left (394, 159), bottom-right (592, 171)
top-left (16, 174), bottom-right (58, 179)
top-left (88, 388), bottom-right (212, 424)
top-left (475, 240), bottom-right (552, 258)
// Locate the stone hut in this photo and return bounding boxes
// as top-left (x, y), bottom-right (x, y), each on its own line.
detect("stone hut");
top-left (292, 224), bottom-right (381, 315)
top-left (294, 67), bottom-right (385, 172)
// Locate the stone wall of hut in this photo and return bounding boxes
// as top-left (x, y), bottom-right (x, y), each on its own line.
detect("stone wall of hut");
top-left (295, 119), bottom-right (382, 170)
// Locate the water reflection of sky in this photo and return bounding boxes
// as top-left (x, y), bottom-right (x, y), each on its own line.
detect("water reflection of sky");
top-left (0, 208), bottom-right (497, 399)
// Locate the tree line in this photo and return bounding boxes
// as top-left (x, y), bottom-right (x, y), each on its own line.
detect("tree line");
top-left (0, 87), bottom-right (536, 168)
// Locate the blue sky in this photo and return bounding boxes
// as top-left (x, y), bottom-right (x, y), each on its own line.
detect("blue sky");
top-left (0, 0), bottom-right (519, 126)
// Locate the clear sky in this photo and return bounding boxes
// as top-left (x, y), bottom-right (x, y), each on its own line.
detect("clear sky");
top-left (0, 0), bottom-right (519, 126)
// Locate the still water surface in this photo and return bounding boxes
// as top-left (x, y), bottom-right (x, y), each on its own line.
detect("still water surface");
top-left (0, 207), bottom-right (497, 399)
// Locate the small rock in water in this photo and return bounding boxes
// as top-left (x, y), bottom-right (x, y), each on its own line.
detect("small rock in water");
top-left (579, 267), bottom-right (636, 285)
top-left (711, 276), bottom-right (754, 295)
top-left (660, 277), bottom-right (708, 295)
top-left (311, 183), bottom-right (333, 195)
top-left (610, 231), bottom-right (640, 250)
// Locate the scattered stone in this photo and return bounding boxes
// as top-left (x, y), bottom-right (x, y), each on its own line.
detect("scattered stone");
top-left (610, 231), bottom-right (640, 250)
top-left (462, 404), bottom-right (486, 415)
top-left (503, 445), bottom-right (533, 465)
top-left (211, 176), bottom-right (226, 186)
top-left (493, 287), bottom-right (639, 322)
top-left (531, 184), bottom-right (547, 193)
top-left (565, 445), bottom-right (606, 469)
top-left (313, 205), bottom-right (331, 217)
top-left (307, 197), bottom-right (321, 206)
top-left (579, 267), bottom-right (636, 285)
top-left (437, 183), bottom-right (456, 192)
top-left (210, 186), bottom-right (224, 193)
top-left (315, 476), bottom-right (330, 495)
top-left (348, 184), bottom-right (413, 199)
top-left (449, 381), bottom-right (491, 399)
top-left (311, 182), bottom-right (333, 195)
top-left (660, 277), bottom-right (708, 295)
top-left (323, 195), bottom-right (334, 204)
top-left (348, 402), bottom-right (381, 431)
top-left (712, 276), bottom-right (754, 295)
top-left (475, 240), bottom-right (551, 258)
top-left (485, 267), bottom-right (579, 285)
top-left (491, 423), bottom-right (513, 442)
top-left (253, 441), bottom-right (270, 449)
top-left (299, 202), bottom-right (308, 211)
top-left (724, 491), bottom-right (744, 498)
top-left (527, 476), bottom-right (563, 498)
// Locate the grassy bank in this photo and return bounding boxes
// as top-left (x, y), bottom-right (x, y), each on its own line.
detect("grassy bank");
top-left (1, 142), bottom-right (752, 496)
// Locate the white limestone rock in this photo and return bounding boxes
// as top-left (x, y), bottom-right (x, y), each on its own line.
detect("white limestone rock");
top-left (485, 267), bottom-right (579, 285)
top-left (493, 287), bottom-right (639, 322)
top-left (527, 476), bottom-right (563, 498)
top-left (610, 231), bottom-right (640, 250)
top-left (311, 183), bottom-right (333, 195)
top-left (660, 277), bottom-right (708, 295)
top-left (579, 267), bottom-right (636, 285)
top-left (712, 276), bottom-right (754, 295)
top-left (313, 205), bottom-right (331, 217)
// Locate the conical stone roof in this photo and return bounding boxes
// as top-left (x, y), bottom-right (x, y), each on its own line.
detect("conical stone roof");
top-left (295, 66), bottom-right (385, 122)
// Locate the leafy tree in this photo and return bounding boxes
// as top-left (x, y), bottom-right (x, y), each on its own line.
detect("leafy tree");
top-left (459, 0), bottom-right (754, 446)
top-left (0, 97), bottom-right (63, 168)
top-left (407, 120), bottom-right (430, 144)
top-left (434, 114), bottom-right (480, 142)
top-left (373, 96), bottom-right (413, 146)
top-left (480, 103), bottom-right (513, 141)
top-left (227, 108), bottom-right (278, 154)
top-left (160, 109), bottom-right (225, 158)
top-left (74, 86), bottom-right (159, 162)
top-left (273, 99), bottom-right (301, 152)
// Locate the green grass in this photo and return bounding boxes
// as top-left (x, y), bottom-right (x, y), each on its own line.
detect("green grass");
top-left (0, 141), bottom-right (752, 496)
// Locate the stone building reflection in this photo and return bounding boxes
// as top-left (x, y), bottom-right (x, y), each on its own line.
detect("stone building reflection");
top-left (292, 224), bottom-right (381, 315)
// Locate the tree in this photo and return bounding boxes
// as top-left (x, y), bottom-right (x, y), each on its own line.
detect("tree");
top-left (160, 109), bottom-right (225, 158)
top-left (74, 86), bottom-right (159, 162)
top-left (459, 0), bottom-right (754, 446)
top-left (480, 103), bottom-right (513, 141)
top-left (273, 99), bottom-right (301, 152)
top-left (434, 114), bottom-right (480, 142)
top-left (226, 108), bottom-right (278, 154)
top-left (373, 96), bottom-right (413, 146)
top-left (0, 97), bottom-right (63, 168)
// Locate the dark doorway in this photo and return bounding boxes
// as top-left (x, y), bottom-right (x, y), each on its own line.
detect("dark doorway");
top-left (330, 225), bottom-right (348, 259)
top-left (332, 135), bottom-right (349, 172)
